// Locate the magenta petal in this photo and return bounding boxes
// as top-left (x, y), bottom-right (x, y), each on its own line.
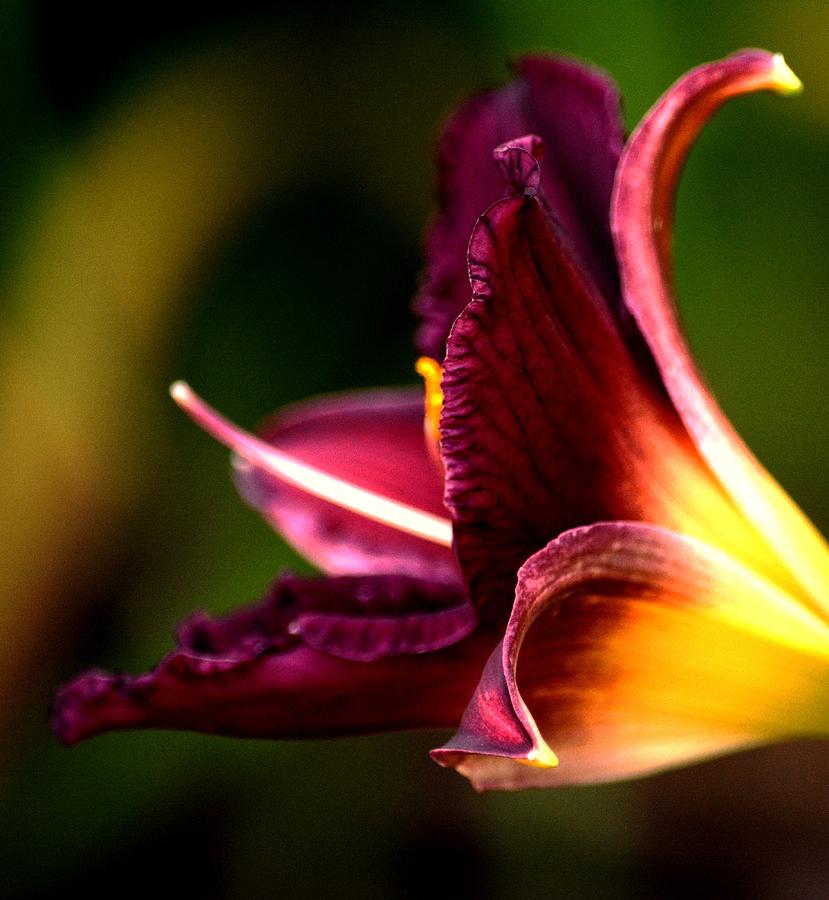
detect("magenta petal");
top-left (612, 49), bottom-right (829, 607)
top-left (415, 55), bottom-right (625, 359)
top-left (52, 573), bottom-right (488, 746)
top-left (233, 387), bottom-right (460, 584)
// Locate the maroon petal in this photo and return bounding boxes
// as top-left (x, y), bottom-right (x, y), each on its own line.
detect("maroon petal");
top-left (52, 573), bottom-right (487, 746)
top-left (611, 49), bottom-right (829, 609)
top-left (441, 164), bottom-right (788, 621)
top-left (229, 386), bottom-right (461, 584)
top-left (415, 55), bottom-right (625, 360)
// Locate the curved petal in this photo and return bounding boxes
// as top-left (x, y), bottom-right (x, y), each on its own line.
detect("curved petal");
top-left (52, 573), bottom-right (487, 746)
top-left (441, 177), bottom-right (793, 622)
top-left (611, 49), bottom-right (829, 611)
top-left (415, 55), bottom-right (625, 360)
top-left (432, 523), bottom-right (829, 790)
top-left (175, 384), bottom-right (460, 583)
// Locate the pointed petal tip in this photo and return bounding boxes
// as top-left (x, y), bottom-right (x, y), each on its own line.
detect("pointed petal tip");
top-left (429, 736), bottom-right (559, 772)
top-left (429, 741), bottom-right (559, 792)
top-left (525, 743), bottom-right (559, 768)
top-left (771, 53), bottom-right (803, 96)
top-left (169, 379), bottom-right (192, 406)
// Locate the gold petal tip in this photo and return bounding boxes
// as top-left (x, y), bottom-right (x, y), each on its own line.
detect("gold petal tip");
top-left (771, 53), bottom-right (803, 96)
top-left (524, 743), bottom-right (559, 769)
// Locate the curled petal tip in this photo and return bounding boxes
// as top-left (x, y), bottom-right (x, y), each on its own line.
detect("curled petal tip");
top-left (493, 135), bottom-right (544, 197)
top-left (771, 53), bottom-right (803, 96)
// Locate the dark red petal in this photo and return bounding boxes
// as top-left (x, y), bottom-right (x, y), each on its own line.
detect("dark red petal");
top-left (52, 573), bottom-right (487, 746)
top-left (176, 571), bottom-right (476, 661)
top-left (234, 387), bottom-right (460, 584)
top-left (441, 191), bottom-right (785, 621)
top-left (517, 56), bottom-right (624, 297)
top-left (415, 55), bottom-right (625, 360)
top-left (611, 49), bottom-right (829, 610)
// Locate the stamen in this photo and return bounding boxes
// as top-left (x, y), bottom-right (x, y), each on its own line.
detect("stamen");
top-left (170, 381), bottom-right (453, 547)
top-left (415, 356), bottom-right (443, 447)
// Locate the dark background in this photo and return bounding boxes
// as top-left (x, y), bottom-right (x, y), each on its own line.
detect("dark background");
top-left (3, 2), bottom-right (829, 897)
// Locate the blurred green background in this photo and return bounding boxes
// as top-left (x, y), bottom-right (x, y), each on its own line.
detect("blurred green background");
top-left (3, 2), bottom-right (829, 897)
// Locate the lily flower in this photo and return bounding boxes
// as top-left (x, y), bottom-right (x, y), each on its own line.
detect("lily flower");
top-left (52, 49), bottom-right (829, 790)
